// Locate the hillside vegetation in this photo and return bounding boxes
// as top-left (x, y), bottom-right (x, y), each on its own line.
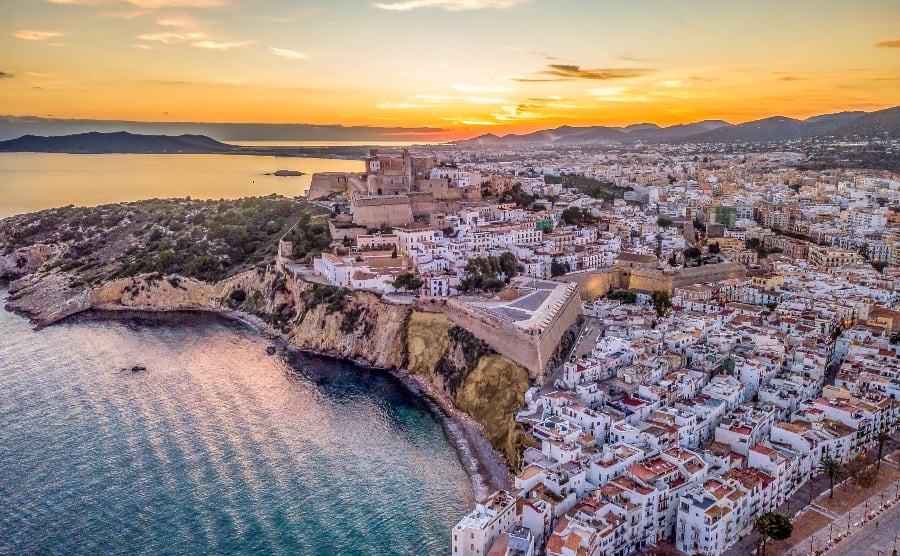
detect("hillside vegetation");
top-left (0, 195), bottom-right (331, 287)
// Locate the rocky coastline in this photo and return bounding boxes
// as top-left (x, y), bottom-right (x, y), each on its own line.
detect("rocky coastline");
top-left (2, 270), bottom-right (513, 498)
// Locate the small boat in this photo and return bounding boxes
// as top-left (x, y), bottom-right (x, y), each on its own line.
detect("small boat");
top-left (266, 345), bottom-right (277, 356)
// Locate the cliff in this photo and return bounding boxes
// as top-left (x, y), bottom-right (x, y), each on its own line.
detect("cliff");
top-left (4, 263), bottom-right (530, 485)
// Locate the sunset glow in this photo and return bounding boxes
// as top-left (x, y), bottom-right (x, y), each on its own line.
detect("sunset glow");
top-left (3, 0), bottom-right (899, 138)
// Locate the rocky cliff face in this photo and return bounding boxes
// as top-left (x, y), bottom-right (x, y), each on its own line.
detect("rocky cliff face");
top-left (5, 265), bottom-right (530, 473)
top-left (406, 311), bottom-right (530, 469)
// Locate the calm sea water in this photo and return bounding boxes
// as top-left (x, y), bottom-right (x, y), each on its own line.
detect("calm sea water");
top-left (0, 302), bottom-right (472, 555)
top-left (0, 153), bottom-right (364, 218)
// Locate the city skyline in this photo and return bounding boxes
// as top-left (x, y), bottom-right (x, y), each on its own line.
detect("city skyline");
top-left (2, 0), bottom-right (900, 139)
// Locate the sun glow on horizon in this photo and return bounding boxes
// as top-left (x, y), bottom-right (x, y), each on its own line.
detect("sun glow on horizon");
top-left (1, 0), bottom-right (899, 139)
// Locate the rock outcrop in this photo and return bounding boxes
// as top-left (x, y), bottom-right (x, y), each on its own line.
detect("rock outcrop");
top-left (4, 264), bottom-right (532, 478)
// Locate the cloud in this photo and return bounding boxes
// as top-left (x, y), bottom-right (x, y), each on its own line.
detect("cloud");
top-left (875, 38), bottom-right (900, 48)
top-left (0, 71), bottom-right (13, 79)
top-left (192, 40), bottom-right (253, 49)
top-left (588, 87), bottom-right (650, 102)
top-left (540, 64), bottom-right (650, 80)
top-left (270, 47), bottom-right (306, 59)
top-left (13, 30), bottom-right (63, 41)
top-left (137, 31), bottom-right (205, 43)
top-left (510, 64), bottom-right (652, 82)
top-left (373, 0), bottom-right (525, 11)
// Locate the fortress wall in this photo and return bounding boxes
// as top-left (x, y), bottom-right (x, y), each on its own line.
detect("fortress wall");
top-left (671, 262), bottom-right (747, 289)
top-left (308, 173), bottom-right (357, 200)
top-left (558, 269), bottom-right (626, 302)
top-left (414, 287), bottom-right (582, 386)
top-left (415, 299), bottom-right (544, 381)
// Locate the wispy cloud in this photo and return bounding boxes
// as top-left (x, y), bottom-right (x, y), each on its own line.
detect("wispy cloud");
top-left (588, 87), bottom-right (651, 102)
top-left (510, 64), bottom-right (652, 82)
top-left (137, 31), bottom-right (205, 44)
top-left (136, 29), bottom-right (252, 49)
top-left (13, 29), bottom-right (63, 41)
top-left (373, 0), bottom-right (526, 12)
top-left (540, 64), bottom-right (651, 81)
top-left (875, 38), bottom-right (900, 48)
top-left (192, 40), bottom-right (253, 49)
top-left (270, 47), bottom-right (306, 59)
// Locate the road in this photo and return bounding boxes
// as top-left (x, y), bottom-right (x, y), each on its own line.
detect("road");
top-left (827, 501), bottom-right (900, 556)
top-left (723, 439), bottom-right (900, 556)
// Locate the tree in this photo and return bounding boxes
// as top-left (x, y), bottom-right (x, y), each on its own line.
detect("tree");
top-left (657, 216), bottom-right (673, 228)
top-left (606, 290), bottom-right (637, 304)
top-left (498, 252), bottom-right (518, 282)
top-left (393, 272), bottom-right (423, 291)
top-left (875, 426), bottom-right (891, 470)
top-left (754, 512), bottom-right (793, 556)
top-left (817, 456), bottom-right (845, 499)
top-left (550, 258), bottom-right (569, 277)
top-left (651, 290), bottom-right (673, 317)
top-left (683, 246), bottom-right (701, 260)
top-left (561, 206), bottom-right (585, 226)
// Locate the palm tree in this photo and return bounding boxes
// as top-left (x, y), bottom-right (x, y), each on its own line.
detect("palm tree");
top-left (754, 512), bottom-right (793, 556)
top-left (817, 456), bottom-right (846, 499)
top-left (875, 426), bottom-right (890, 470)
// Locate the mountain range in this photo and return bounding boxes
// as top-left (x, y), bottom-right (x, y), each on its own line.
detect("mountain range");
top-left (0, 116), bottom-right (446, 143)
top-left (460, 106), bottom-right (900, 146)
top-left (0, 131), bottom-right (237, 154)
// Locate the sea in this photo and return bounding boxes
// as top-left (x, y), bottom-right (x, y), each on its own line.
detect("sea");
top-left (0, 151), bottom-right (474, 555)
top-left (0, 153), bottom-right (364, 218)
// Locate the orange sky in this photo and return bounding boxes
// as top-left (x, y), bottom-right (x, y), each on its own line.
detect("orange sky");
top-left (2, 0), bottom-right (899, 138)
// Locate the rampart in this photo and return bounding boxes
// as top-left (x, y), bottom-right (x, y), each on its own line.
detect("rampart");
top-left (557, 269), bottom-right (626, 302)
top-left (308, 172), bottom-right (359, 200)
top-left (413, 283), bottom-right (582, 385)
top-left (350, 195), bottom-right (414, 228)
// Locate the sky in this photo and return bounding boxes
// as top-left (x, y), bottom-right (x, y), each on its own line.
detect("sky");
top-left (2, 0), bottom-right (899, 138)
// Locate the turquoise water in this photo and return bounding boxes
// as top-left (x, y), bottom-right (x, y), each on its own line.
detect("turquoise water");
top-left (0, 305), bottom-right (472, 555)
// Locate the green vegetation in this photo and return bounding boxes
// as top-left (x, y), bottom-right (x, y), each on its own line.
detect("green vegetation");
top-left (0, 195), bottom-right (330, 286)
top-left (393, 272), bottom-right (423, 291)
top-left (606, 290), bottom-right (637, 304)
top-left (817, 456), bottom-right (846, 499)
top-left (652, 290), bottom-right (673, 317)
top-left (560, 206), bottom-right (597, 226)
top-left (550, 259), bottom-right (570, 277)
top-left (545, 174), bottom-right (628, 201)
top-left (459, 253), bottom-right (518, 292)
top-left (754, 512), bottom-right (793, 556)
top-left (499, 183), bottom-right (535, 208)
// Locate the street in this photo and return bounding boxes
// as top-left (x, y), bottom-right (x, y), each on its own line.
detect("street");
top-left (827, 501), bottom-right (900, 556)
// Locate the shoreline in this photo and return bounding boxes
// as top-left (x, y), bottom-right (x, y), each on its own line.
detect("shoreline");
top-left (30, 302), bottom-right (511, 499)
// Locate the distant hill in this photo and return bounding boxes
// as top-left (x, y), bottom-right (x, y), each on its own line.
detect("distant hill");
top-left (458, 107), bottom-right (898, 146)
top-left (0, 131), bottom-right (239, 154)
top-left (834, 106), bottom-right (900, 138)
